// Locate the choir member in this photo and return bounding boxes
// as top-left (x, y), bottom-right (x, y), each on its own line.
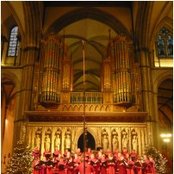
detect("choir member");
top-left (118, 153), bottom-right (127, 174)
top-left (58, 156), bottom-right (66, 174)
top-left (90, 153), bottom-right (100, 174)
top-left (32, 148), bottom-right (41, 174)
top-left (67, 155), bottom-right (76, 174)
top-left (100, 154), bottom-right (107, 174)
top-left (75, 156), bottom-right (94, 174)
top-left (107, 152), bottom-right (116, 174)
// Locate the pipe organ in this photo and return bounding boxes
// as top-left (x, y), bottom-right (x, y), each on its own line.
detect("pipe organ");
top-left (39, 34), bottom-right (63, 107)
top-left (111, 35), bottom-right (133, 106)
top-left (26, 34), bottom-right (148, 157)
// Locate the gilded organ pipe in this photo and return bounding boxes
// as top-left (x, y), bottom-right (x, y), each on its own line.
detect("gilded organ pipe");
top-left (111, 35), bottom-right (132, 106)
top-left (39, 34), bottom-right (63, 107)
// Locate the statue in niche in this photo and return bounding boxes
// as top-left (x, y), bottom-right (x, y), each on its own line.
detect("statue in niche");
top-left (132, 135), bottom-right (138, 152)
top-left (122, 133), bottom-right (128, 149)
top-left (112, 134), bottom-right (119, 151)
top-left (54, 133), bottom-right (61, 151)
top-left (45, 134), bottom-right (51, 151)
top-left (102, 130), bottom-right (109, 151)
top-left (35, 134), bottom-right (41, 150)
top-left (65, 134), bottom-right (71, 150)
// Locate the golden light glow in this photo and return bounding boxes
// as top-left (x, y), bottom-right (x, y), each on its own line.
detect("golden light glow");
top-left (160, 133), bottom-right (172, 138)
top-left (5, 118), bottom-right (8, 125)
top-left (163, 138), bottom-right (170, 143)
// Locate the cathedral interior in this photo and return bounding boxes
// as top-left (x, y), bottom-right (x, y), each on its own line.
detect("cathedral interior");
top-left (1, 1), bottom-right (173, 173)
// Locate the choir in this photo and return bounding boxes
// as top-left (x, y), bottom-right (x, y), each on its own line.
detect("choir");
top-left (32, 147), bottom-right (156, 174)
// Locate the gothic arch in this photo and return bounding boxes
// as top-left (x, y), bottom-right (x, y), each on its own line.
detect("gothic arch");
top-left (2, 2), bottom-right (24, 39)
top-left (77, 131), bottom-right (96, 151)
top-left (45, 7), bottom-right (130, 38)
top-left (153, 70), bottom-right (173, 94)
top-left (75, 127), bottom-right (98, 150)
top-left (150, 16), bottom-right (173, 49)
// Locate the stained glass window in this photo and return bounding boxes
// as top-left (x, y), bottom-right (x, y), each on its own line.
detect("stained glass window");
top-left (156, 27), bottom-right (173, 58)
top-left (7, 26), bottom-right (19, 57)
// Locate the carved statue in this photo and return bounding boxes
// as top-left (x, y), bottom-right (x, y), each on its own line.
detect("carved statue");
top-left (45, 134), bottom-right (51, 151)
top-left (122, 134), bottom-right (128, 149)
top-left (54, 134), bottom-right (61, 150)
top-left (102, 134), bottom-right (109, 151)
top-left (35, 134), bottom-right (41, 150)
top-left (65, 134), bottom-right (71, 150)
top-left (132, 135), bottom-right (138, 152)
top-left (112, 135), bottom-right (118, 151)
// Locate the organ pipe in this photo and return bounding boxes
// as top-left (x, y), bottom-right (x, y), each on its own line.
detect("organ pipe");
top-left (39, 34), bottom-right (63, 107)
top-left (112, 35), bottom-right (132, 106)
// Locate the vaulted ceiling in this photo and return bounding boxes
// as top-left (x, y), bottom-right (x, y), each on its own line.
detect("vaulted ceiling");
top-left (158, 79), bottom-right (173, 130)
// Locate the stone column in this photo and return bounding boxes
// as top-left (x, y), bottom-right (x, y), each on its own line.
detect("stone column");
top-left (13, 46), bottom-right (39, 145)
top-left (139, 48), bottom-right (155, 145)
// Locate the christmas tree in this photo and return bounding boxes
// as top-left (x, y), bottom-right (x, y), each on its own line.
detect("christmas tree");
top-left (144, 145), bottom-right (168, 174)
top-left (6, 140), bottom-right (33, 174)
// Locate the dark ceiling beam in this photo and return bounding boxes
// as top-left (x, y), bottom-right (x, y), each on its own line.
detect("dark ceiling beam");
top-left (157, 96), bottom-right (173, 99)
top-left (159, 108), bottom-right (172, 124)
top-left (158, 96), bottom-right (173, 110)
top-left (158, 102), bottom-right (173, 111)
top-left (158, 87), bottom-right (173, 91)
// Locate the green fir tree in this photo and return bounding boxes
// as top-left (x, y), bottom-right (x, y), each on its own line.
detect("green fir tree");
top-left (6, 141), bottom-right (33, 174)
top-left (144, 145), bottom-right (168, 174)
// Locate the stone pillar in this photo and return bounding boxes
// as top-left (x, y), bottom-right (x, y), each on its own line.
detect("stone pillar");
top-left (13, 46), bottom-right (39, 145)
top-left (139, 48), bottom-right (155, 145)
top-left (1, 35), bottom-right (8, 65)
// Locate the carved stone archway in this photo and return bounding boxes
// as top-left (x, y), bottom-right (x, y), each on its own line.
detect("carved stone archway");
top-left (78, 131), bottom-right (95, 152)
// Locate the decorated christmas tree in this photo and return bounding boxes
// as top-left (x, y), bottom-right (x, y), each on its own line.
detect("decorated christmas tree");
top-left (144, 145), bottom-right (168, 174)
top-left (6, 140), bottom-right (33, 174)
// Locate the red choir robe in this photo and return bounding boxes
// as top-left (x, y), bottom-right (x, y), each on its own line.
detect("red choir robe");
top-left (67, 159), bottom-right (75, 174)
top-left (100, 158), bottom-right (107, 174)
top-left (46, 159), bottom-right (54, 174)
top-left (91, 158), bottom-right (100, 174)
top-left (107, 157), bottom-right (116, 174)
top-left (76, 161), bottom-right (94, 174)
top-left (148, 161), bottom-right (156, 174)
top-left (134, 160), bottom-right (143, 174)
top-left (118, 160), bottom-right (127, 174)
top-left (32, 159), bottom-right (41, 174)
top-left (144, 159), bottom-right (152, 174)
top-left (58, 160), bottom-right (66, 174)
top-left (126, 159), bottom-right (134, 174)
top-left (52, 157), bottom-right (59, 174)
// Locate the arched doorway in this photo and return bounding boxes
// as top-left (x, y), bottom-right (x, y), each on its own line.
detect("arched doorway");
top-left (157, 78), bottom-right (173, 173)
top-left (78, 131), bottom-right (95, 152)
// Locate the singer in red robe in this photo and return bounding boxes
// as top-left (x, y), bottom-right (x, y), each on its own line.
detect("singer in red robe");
top-left (32, 148), bottom-right (41, 174)
top-left (58, 157), bottom-right (66, 174)
top-left (107, 153), bottom-right (116, 174)
top-left (118, 155), bottom-right (127, 174)
top-left (100, 155), bottom-right (107, 174)
top-left (90, 153), bottom-right (100, 174)
top-left (76, 156), bottom-right (94, 174)
top-left (67, 156), bottom-right (75, 174)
